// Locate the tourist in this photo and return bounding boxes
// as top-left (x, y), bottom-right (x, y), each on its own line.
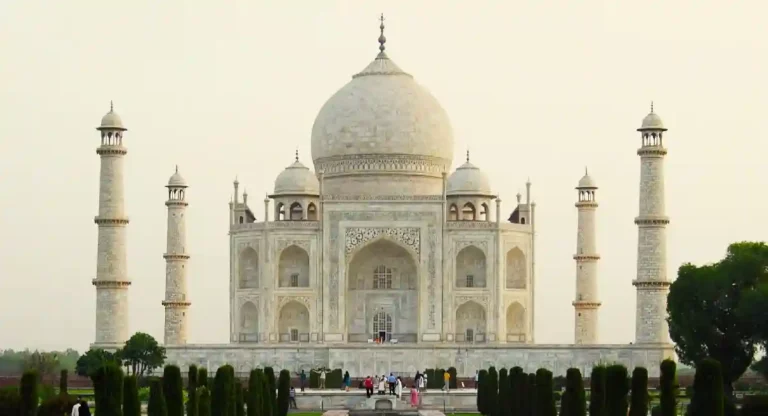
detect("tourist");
top-left (343, 371), bottom-right (351, 391)
top-left (387, 373), bottom-right (396, 395)
top-left (474, 370), bottom-right (479, 388)
top-left (299, 369), bottom-right (307, 391)
top-left (410, 383), bottom-right (419, 407)
top-left (79, 399), bottom-right (92, 416)
top-left (289, 386), bottom-right (297, 409)
top-left (395, 376), bottom-right (403, 399)
top-left (71, 398), bottom-right (82, 416)
top-left (364, 376), bottom-right (374, 398)
top-left (420, 372), bottom-right (427, 392)
top-left (443, 371), bottom-right (450, 391)
top-left (319, 368), bottom-right (326, 389)
top-left (377, 375), bottom-right (386, 395)
top-left (414, 371), bottom-right (421, 386)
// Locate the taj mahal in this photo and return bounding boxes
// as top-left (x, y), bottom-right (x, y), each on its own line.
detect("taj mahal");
top-left (89, 19), bottom-right (674, 377)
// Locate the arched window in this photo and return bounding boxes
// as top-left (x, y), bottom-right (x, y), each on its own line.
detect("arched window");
top-left (462, 203), bottom-right (476, 221)
top-left (277, 203), bottom-right (286, 221)
top-left (373, 265), bottom-right (392, 289)
top-left (289, 202), bottom-right (303, 220)
top-left (480, 203), bottom-right (489, 221)
top-left (307, 203), bottom-right (317, 220)
top-left (373, 311), bottom-right (393, 341)
top-left (448, 204), bottom-right (458, 221)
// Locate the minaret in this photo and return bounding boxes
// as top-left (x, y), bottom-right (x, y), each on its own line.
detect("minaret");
top-left (92, 102), bottom-right (131, 349)
top-left (573, 169), bottom-right (601, 344)
top-left (162, 166), bottom-right (191, 345)
top-left (633, 103), bottom-right (671, 344)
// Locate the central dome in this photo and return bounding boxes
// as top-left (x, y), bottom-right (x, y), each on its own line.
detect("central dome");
top-left (310, 44), bottom-right (454, 195)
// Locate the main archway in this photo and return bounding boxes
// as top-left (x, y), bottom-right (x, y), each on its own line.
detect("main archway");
top-left (346, 238), bottom-right (418, 343)
top-left (239, 301), bottom-right (259, 342)
top-left (455, 301), bottom-right (486, 343)
top-left (278, 301), bottom-right (310, 343)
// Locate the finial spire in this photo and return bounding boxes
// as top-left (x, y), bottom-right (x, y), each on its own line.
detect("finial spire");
top-left (650, 101), bottom-right (654, 113)
top-left (378, 13), bottom-right (386, 53)
top-left (175, 165), bottom-right (179, 173)
top-left (295, 148), bottom-right (299, 162)
top-left (110, 100), bottom-right (114, 112)
top-left (466, 149), bottom-right (470, 163)
top-left (585, 166), bottom-right (588, 175)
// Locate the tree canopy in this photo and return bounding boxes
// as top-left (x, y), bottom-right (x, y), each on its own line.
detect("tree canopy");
top-left (668, 241), bottom-right (768, 388)
top-left (76, 348), bottom-right (121, 377)
top-left (120, 332), bottom-right (166, 377)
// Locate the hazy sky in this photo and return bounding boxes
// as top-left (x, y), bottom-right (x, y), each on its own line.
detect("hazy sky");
top-left (1, 1), bottom-right (767, 352)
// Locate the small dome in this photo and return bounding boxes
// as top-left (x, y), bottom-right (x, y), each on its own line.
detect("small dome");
top-left (274, 159), bottom-right (320, 196)
top-left (167, 166), bottom-right (187, 187)
top-left (577, 172), bottom-right (597, 189)
top-left (638, 111), bottom-right (666, 131)
top-left (97, 102), bottom-right (127, 131)
top-left (447, 160), bottom-right (492, 196)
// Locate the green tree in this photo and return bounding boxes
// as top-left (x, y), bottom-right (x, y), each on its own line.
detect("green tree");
top-left (24, 351), bottom-right (59, 382)
top-left (235, 378), bottom-right (245, 416)
top-left (0, 386), bottom-right (21, 416)
top-left (669, 242), bottom-right (768, 394)
top-left (589, 366), bottom-right (606, 416)
top-left (498, 369), bottom-right (510, 416)
top-left (92, 362), bottom-right (124, 416)
top-left (76, 348), bottom-right (121, 377)
top-left (260, 370), bottom-right (273, 416)
top-left (526, 372), bottom-right (537, 416)
top-left (59, 369), bottom-right (68, 395)
top-left (561, 368), bottom-right (586, 416)
top-left (120, 332), bottom-right (167, 377)
top-left (188, 365), bottom-right (199, 416)
top-left (264, 367), bottom-right (276, 415)
top-left (488, 367), bottom-right (499, 416)
top-left (124, 375), bottom-right (141, 416)
top-left (629, 367), bottom-right (648, 416)
top-left (604, 365), bottom-right (629, 416)
top-left (689, 358), bottom-right (724, 416)
top-left (247, 369), bottom-right (263, 416)
top-left (198, 368), bottom-right (209, 388)
top-left (658, 360), bottom-right (677, 416)
top-left (212, 365), bottom-right (234, 416)
top-left (509, 367), bottom-right (523, 416)
top-left (149, 377), bottom-right (169, 416)
top-left (198, 386), bottom-right (211, 416)
top-left (477, 369), bottom-right (488, 415)
top-left (163, 365), bottom-right (184, 416)
top-left (277, 370), bottom-right (290, 416)
top-left (19, 370), bottom-right (38, 416)
top-left (535, 369), bottom-right (556, 416)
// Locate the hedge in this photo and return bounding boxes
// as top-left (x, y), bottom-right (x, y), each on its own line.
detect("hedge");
top-left (188, 365), bottom-right (199, 416)
top-left (37, 394), bottom-right (78, 416)
top-left (589, 366), bottom-right (606, 416)
top-left (629, 367), bottom-right (649, 416)
top-left (148, 377), bottom-right (168, 416)
top-left (740, 395), bottom-right (768, 416)
top-left (498, 368), bottom-right (511, 416)
top-left (92, 363), bottom-right (124, 416)
top-left (477, 369), bottom-right (488, 414)
top-left (247, 369), bottom-right (263, 416)
top-left (535, 369), bottom-right (556, 416)
top-left (561, 368), bottom-right (586, 416)
top-left (19, 370), bottom-right (38, 416)
top-left (59, 369), bottom-right (68, 395)
top-left (605, 364), bottom-right (629, 416)
top-left (277, 369), bottom-right (291, 416)
top-left (124, 375), bottom-right (141, 416)
top-left (235, 378), bottom-right (245, 416)
top-left (212, 365), bottom-right (234, 416)
top-left (163, 365), bottom-right (184, 416)
top-left (658, 360), bottom-right (677, 416)
top-left (198, 387), bottom-right (211, 416)
top-left (448, 367), bottom-right (458, 389)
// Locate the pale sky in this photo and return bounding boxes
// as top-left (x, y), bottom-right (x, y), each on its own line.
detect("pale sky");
top-left (1, 1), bottom-right (767, 352)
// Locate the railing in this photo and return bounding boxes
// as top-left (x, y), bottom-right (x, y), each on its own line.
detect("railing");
top-left (454, 333), bottom-right (487, 343)
top-left (347, 333), bottom-right (418, 343)
top-left (238, 333), bottom-right (260, 343)
top-left (278, 332), bottom-right (310, 343)
top-left (231, 221), bottom-right (321, 232)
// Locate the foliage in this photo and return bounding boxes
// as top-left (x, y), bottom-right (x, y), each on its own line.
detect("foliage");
top-left (535, 369), bottom-right (556, 416)
top-left (448, 367), bottom-right (458, 389)
top-left (740, 395), bottom-right (768, 416)
top-left (91, 362), bottom-right (124, 416)
top-left (561, 368), bottom-right (586, 416)
top-left (235, 378), bottom-right (245, 416)
top-left (629, 367), bottom-right (649, 416)
top-left (0, 349), bottom-right (79, 376)
top-left (690, 358), bottom-right (724, 416)
top-left (212, 365), bottom-right (234, 416)
top-left (260, 369), bottom-right (273, 416)
top-left (59, 369), bottom-right (68, 395)
top-left (76, 348), bottom-right (121, 378)
top-left (277, 370), bottom-right (290, 416)
top-left (265, 367), bottom-right (276, 415)
top-left (120, 332), bottom-right (167, 377)
top-left (605, 365), bottom-right (629, 416)
top-left (198, 367), bottom-right (209, 388)
top-left (526, 372), bottom-right (537, 416)
top-left (589, 366), bottom-right (606, 416)
top-left (509, 367), bottom-right (523, 416)
top-left (188, 365), bottom-right (199, 416)
top-left (24, 351), bottom-right (59, 382)
top-left (0, 386), bottom-right (21, 416)
top-left (124, 375), bottom-right (141, 416)
top-left (669, 242), bottom-right (768, 393)
top-left (477, 369), bottom-right (488, 415)
top-left (36, 393), bottom-right (78, 416)
top-left (498, 368), bottom-right (511, 416)
top-left (20, 370), bottom-right (38, 416)
top-left (149, 377), bottom-right (169, 416)
top-left (163, 365), bottom-right (184, 416)
top-left (198, 387), bottom-right (211, 416)
top-left (247, 369), bottom-right (262, 416)
top-left (658, 360), bottom-right (677, 416)
top-left (487, 367), bottom-right (498, 416)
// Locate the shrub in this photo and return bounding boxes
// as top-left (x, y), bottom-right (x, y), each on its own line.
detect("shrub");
top-left (535, 369), bottom-right (556, 416)
top-left (477, 369), bottom-right (488, 414)
top-left (124, 375), bottom-right (141, 416)
top-left (188, 365), bottom-right (199, 416)
top-left (260, 369), bottom-right (273, 416)
top-left (605, 364), bottom-right (629, 416)
top-left (487, 367), bottom-right (499, 416)
top-left (212, 365), bottom-right (234, 416)
top-left (659, 360), bottom-right (677, 416)
top-left (740, 395), bottom-right (768, 416)
top-left (498, 368), bottom-right (511, 416)
top-left (19, 370), bottom-right (38, 416)
top-left (247, 369), bottom-right (262, 416)
top-left (59, 369), bottom-right (68, 395)
top-left (277, 370), bottom-right (291, 416)
top-left (0, 386), bottom-right (21, 416)
top-left (198, 387), bottom-right (211, 416)
top-left (509, 367), bottom-right (523, 416)
top-left (589, 366), bottom-right (606, 416)
top-left (690, 358), bottom-right (724, 416)
top-left (527, 372), bottom-right (537, 416)
top-left (36, 394), bottom-right (78, 416)
top-left (92, 363), bottom-right (124, 416)
top-left (198, 367), bottom-right (209, 389)
top-left (448, 367), bottom-right (458, 389)
top-left (228, 367), bottom-right (237, 416)
top-left (265, 367), bottom-right (277, 413)
top-left (562, 368), bottom-right (586, 416)
top-left (148, 377), bottom-right (168, 416)
top-left (163, 365), bottom-right (184, 416)
top-left (629, 367), bottom-right (649, 416)
top-left (235, 378), bottom-right (245, 416)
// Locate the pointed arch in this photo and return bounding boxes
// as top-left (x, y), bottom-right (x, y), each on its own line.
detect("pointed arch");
top-left (239, 301), bottom-right (259, 342)
top-left (480, 203), bottom-right (490, 221)
top-left (278, 245), bottom-right (310, 287)
top-left (506, 247), bottom-right (527, 289)
top-left (506, 302), bottom-right (526, 343)
top-left (455, 301), bottom-right (486, 343)
top-left (448, 204), bottom-right (459, 221)
top-left (278, 300), bottom-right (310, 342)
top-left (238, 247), bottom-right (259, 288)
top-left (462, 203), bottom-right (476, 221)
top-left (277, 203), bottom-right (286, 221)
top-left (289, 202), bottom-right (303, 220)
top-left (307, 203), bottom-right (318, 221)
top-left (455, 245), bottom-right (486, 288)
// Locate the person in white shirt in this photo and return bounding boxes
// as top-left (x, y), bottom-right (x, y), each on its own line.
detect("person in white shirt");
top-left (71, 400), bottom-right (82, 416)
top-left (319, 369), bottom-right (326, 389)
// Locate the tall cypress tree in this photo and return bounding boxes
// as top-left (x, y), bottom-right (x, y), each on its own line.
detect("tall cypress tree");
top-left (690, 358), bottom-right (724, 416)
top-left (629, 367), bottom-right (649, 416)
top-left (148, 378), bottom-right (169, 416)
top-left (59, 369), bottom-right (69, 395)
top-left (488, 367), bottom-right (499, 416)
top-left (605, 365), bottom-right (629, 416)
top-left (163, 365), bottom-right (185, 416)
top-left (264, 367), bottom-right (277, 416)
top-left (247, 369), bottom-right (263, 416)
top-left (188, 365), bottom-right (199, 416)
top-left (228, 367), bottom-right (237, 416)
top-left (562, 368), bottom-right (586, 416)
top-left (92, 363), bottom-right (124, 416)
top-left (519, 371), bottom-right (530, 416)
top-left (499, 369), bottom-right (511, 416)
top-left (124, 375), bottom-right (141, 416)
top-left (235, 379), bottom-right (245, 416)
top-left (658, 360), bottom-right (677, 416)
top-left (19, 370), bottom-right (38, 416)
top-left (198, 368), bottom-right (209, 389)
top-left (198, 387), bottom-right (211, 416)
top-left (535, 369), bottom-right (556, 416)
top-left (589, 366), bottom-right (607, 416)
top-left (478, 369), bottom-right (489, 415)
top-left (212, 366), bottom-right (234, 416)
top-left (277, 370), bottom-right (291, 416)
top-left (526, 372), bottom-right (537, 416)
top-left (260, 370), bottom-right (273, 416)
top-left (509, 367), bottom-right (523, 416)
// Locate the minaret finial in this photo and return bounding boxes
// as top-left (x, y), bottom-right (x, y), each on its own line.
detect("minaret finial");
top-left (295, 148), bottom-right (299, 162)
top-left (110, 100), bottom-right (114, 112)
top-left (650, 101), bottom-right (654, 113)
top-left (175, 164), bottom-right (179, 173)
top-left (585, 166), bottom-right (588, 175)
top-left (378, 13), bottom-right (386, 53)
top-left (466, 149), bottom-right (470, 163)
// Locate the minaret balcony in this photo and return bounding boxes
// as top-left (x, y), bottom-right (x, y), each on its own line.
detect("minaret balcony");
top-left (231, 220), bottom-right (321, 232)
top-left (633, 216), bottom-right (670, 225)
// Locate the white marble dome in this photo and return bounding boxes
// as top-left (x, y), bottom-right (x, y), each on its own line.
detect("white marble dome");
top-left (273, 158), bottom-right (320, 196)
top-left (167, 166), bottom-right (188, 187)
top-left (638, 111), bottom-right (666, 131)
top-left (577, 172), bottom-right (597, 189)
top-left (310, 51), bottom-right (455, 173)
top-left (98, 103), bottom-right (126, 131)
top-left (447, 159), bottom-right (493, 196)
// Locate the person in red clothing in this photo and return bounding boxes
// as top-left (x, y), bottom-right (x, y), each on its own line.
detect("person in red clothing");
top-left (364, 376), bottom-right (374, 398)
